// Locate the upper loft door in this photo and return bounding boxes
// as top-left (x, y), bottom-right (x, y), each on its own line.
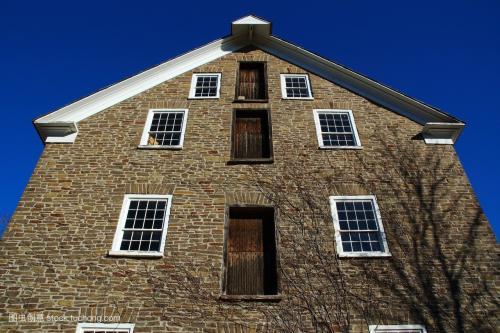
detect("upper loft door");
top-left (237, 62), bottom-right (267, 101)
top-left (232, 109), bottom-right (272, 161)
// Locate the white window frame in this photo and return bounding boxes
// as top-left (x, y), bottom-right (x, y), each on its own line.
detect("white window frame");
top-left (76, 323), bottom-right (134, 333)
top-left (138, 109), bottom-right (189, 149)
top-left (329, 195), bottom-right (391, 258)
top-left (313, 109), bottom-right (362, 149)
top-left (369, 324), bottom-right (427, 333)
top-left (109, 194), bottom-right (173, 258)
top-left (189, 73), bottom-right (222, 99)
top-left (280, 74), bottom-right (313, 99)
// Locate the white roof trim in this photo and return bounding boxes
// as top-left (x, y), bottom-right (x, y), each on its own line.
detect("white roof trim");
top-left (35, 121), bottom-right (78, 143)
top-left (232, 15), bottom-right (271, 38)
top-left (36, 35), bottom-right (246, 124)
top-left (422, 122), bottom-right (464, 144)
top-left (232, 15), bottom-right (270, 25)
top-left (253, 34), bottom-right (461, 126)
top-left (34, 15), bottom-right (464, 144)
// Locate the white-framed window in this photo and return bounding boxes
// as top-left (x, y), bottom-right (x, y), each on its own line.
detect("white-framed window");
top-left (329, 195), bottom-right (390, 258)
top-left (109, 194), bottom-right (172, 258)
top-left (280, 74), bottom-right (313, 99)
top-left (313, 109), bottom-right (362, 148)
top-left (76, 323), bottom-right (134, 333)
top-left (369, 324), bottom-right (427, 333)
top-left (139, 109), bottom-right (188, 148)
top-left (189, 73), bottom-right (221, 98)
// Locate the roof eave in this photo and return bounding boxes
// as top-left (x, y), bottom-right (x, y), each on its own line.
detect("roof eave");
top-left (34, 121), bottom-right (78, 144)
top-left (33, 15), bottom-right (465, 145)
top-left (35, 34), bottom-right (248, 124)
top-left (253, 34), bottom-right (463, 126)
top-left (422, 122), bottom-right (465, 145)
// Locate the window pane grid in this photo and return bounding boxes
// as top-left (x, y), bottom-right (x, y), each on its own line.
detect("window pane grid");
top-left (194, 75), bottom-right (219, 97)
top-left (336, 200), bottom-right (383, 253)
top-left (284, 76), bottom-right (311, 98)
top-left (148, 112), bottom-right (184, 146)
top-left (318, 112), bottom-right (356, 146)
top-left (120, 199), bottom-right (167, 252)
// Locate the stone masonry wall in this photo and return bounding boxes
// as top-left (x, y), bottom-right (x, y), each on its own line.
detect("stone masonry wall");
top-left (0, 47), bottom-right (497, 332)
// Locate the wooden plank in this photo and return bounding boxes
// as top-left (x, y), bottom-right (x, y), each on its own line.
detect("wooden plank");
top-left (228, 218), bottom-right (263, 252)
top-left (233, 115), bottom-right (263, 159)
top-left (227, 216), bottom-right (265, 295)
top-left (238, 63), bottom-right (265, 100)
top-left (227, 252), bottom-right (264, 295)
top-left (225, 207), bottom-right (278, 295)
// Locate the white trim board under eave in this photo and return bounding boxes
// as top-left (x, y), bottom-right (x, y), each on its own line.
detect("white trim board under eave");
top-left (35, 35), bottom-right (247, 124)
top-left (33, 15), bottom-right (465, 145)
top-left (252, 34), bottom-right (461, 126)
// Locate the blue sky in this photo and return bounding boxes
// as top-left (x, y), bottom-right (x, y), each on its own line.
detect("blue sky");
top-left (0, 0), bottom-right (498, 238)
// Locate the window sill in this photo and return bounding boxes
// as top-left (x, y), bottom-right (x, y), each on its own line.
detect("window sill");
top-left (233, 99), bottom-right (268, 103)
top-left (227, 158), bottom-right (274, 165)
top-left (107, 251), bottom-right (164, 259)
top-left (282, 97), bottom-right (314, 100)
top-left (338, 252), bottom-right (392, 259)
top-left (137, 145), bottom-right (183, 150)
top-left (318, 146), bottom-right (363, 150)
top-left (188, 96), bottom-right (220, 100)
top-left (219, 294), bottom-right (282, 302)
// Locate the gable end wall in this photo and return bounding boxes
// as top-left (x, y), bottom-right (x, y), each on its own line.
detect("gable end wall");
top-left (1, 47), bottom-right (497, 333)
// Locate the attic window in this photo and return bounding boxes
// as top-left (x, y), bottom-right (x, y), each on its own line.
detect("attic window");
top-left (109, 194), bottom-right (172, 257)
top-left (330, 195), bottom-right (390, 257)
top-left (280, 74), bottom-right (313, 99)
top-left (313, 109), bottom-right (362, 148)
top-left (236, 62), bottom-right (267, 101)
top-left (189, 73), bottom-right (221, 98)
top-left (139, 109), bottom-right (188, 148)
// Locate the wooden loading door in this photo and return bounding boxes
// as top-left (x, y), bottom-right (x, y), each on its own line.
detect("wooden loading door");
top-left (238, 63), bottom-right (266, 100)
top-left (232, 110), bottom-right (270, 159)
top-left (226, 207), bottom-right (277, 295)
top-left (227, 215), bottom-right (264, 294)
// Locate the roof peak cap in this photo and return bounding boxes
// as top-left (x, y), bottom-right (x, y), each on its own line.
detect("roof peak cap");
top-left (232, 15), bottom-right (271, 37)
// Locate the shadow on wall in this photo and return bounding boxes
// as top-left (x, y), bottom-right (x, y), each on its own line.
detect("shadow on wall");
top-left (350, 130), bottom-right (500, 333)
top-left (114, 128), bottom-right (498, 333)
top-left (9, 129), bottom-right (495, 333)
top-left (242, 128), bottom-right (499, 333)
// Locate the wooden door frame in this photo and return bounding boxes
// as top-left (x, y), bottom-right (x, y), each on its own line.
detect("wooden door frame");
top-left (228, 108), bottom-right (274, 164)
top-left (220, 204), bottom-right (282, 301)
top-left (234, 61), bottom-right (268, 102)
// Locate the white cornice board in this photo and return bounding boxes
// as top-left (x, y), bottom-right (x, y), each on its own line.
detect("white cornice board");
top-left (34, 15), bottom-right (464, 144)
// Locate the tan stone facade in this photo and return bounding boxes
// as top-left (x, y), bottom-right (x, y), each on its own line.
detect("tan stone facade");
top-left (0, 47), bottom-right (498, 332)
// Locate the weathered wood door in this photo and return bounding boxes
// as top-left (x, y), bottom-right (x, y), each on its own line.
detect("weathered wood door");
top-left (226, 215), bottom-right (265, 295)
top-left (239, 67), bottom-right (262, 99)
top-left (238, 63), bottom-right (266, 100)
top-left (225, 207), bottom-right (278, 296)
top-left (233, 113), bottom-right (265, 159)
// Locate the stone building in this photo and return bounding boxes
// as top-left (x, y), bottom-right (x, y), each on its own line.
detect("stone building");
top-left (1, 16), bottom-right (498, 333)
